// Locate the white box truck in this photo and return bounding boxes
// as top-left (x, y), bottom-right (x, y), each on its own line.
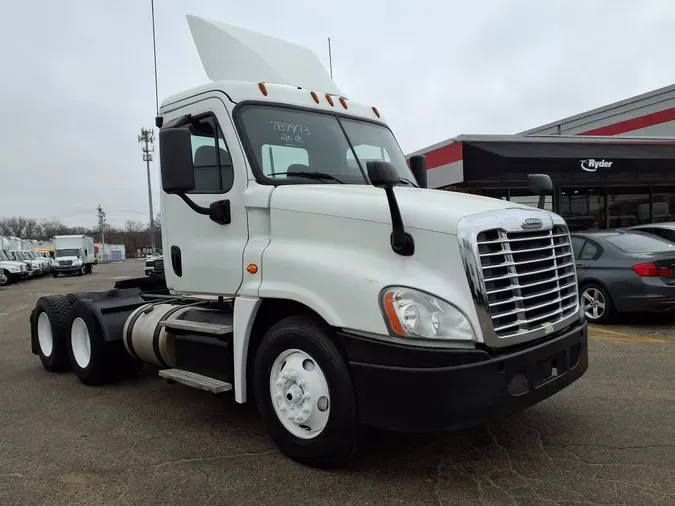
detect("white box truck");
top-left (29, 15), bottom-right (588, 469)
top-left (53, 235), bottom-right (95, 277)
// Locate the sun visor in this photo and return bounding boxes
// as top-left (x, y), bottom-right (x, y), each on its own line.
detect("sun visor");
top-left (186, 15), bottom-right (342, 96)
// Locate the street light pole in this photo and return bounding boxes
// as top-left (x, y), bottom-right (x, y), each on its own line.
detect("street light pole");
top-left (138, 128), bottom-right (156, 253)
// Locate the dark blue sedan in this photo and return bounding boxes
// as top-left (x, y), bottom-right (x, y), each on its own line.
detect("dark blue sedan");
top-left (570, 230), bottom-right (675, 324)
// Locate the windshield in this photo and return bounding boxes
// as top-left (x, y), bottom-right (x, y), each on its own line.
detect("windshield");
top-left (606, 233), bottom-right (675, 254)
top-left (237, 105), bottom-right (416, 185)
top-left (56, 249), bottom-right (80, 258)
top-left (0, 251), bottom-right (9, 261)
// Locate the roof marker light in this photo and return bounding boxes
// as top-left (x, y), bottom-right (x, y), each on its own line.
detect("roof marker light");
top-left (339, 97), bottom-right (348, 109)
top-left (311, 91), bottom-right (320, 104)
top-left (325, 94), bottom-right (334, 107)
top-left (258, 82), bottom-right (268, 96)
top-left (372, 106), bottom-right (380, 118)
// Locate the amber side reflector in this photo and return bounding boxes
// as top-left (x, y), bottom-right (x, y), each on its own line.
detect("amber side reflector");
top-left (246, 264), bottom-right (259, 274)
top-left (325, 94), bottom-right (334, 106)
top-left (258, 82), bottom-right (268, 96)
top-left (372, 106), bottom-right (380, 118)
top-left (311, 91), bottom-right (320, 103)
top-left (339, 97), bottom-right (348, 109)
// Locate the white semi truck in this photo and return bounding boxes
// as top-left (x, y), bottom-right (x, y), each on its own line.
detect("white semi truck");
top-left (29, 15), bottom-right (588, 468)
top-left (0, 235), bottom-right (28, 285)
top-left (52, 235), bottom-right (96, 277)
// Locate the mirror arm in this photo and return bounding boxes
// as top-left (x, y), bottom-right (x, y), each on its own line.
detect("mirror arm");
top-left (538, 194), bottom-right (546, 210)
top-left (179, 193), bottom-right (210, 216)
top-left (384, 188), bottom-right (415, 256)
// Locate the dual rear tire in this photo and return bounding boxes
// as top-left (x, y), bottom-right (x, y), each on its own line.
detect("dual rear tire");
top-left (32, 296), bottom-right (142, 384)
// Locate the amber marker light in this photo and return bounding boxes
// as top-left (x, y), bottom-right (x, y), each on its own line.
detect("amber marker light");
top-left (383, 291), bottom-right (406, 336)
top-left (246, 264), bottom-right (259, 274)
top-left (311, 91), bottom-right (320, 103)
top-left (339, 97), bottom-right (348, 109)
top-left (325, 94), bottom-right (335, 106)
top-left (258, 82), bottom-right (268, 96)
top-left (372, 106), bottom-right (381, 118)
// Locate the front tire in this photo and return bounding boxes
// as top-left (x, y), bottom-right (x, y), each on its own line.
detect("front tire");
top-left (0, 269), bottom-right (10, 286)
top-left (31, 295), bottom-right (72, 372)
top-left (66, 299), bottom-right (143, 385)
top-left (581, 283), bottom-right (614, 324)
top-left (253, 315), bottom-right (358, 469)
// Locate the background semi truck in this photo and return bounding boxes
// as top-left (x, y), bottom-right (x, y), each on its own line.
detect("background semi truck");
top-left (28, 15), bottom-right (588, 468)
top-left (53, 235), bottom-right (95, 277)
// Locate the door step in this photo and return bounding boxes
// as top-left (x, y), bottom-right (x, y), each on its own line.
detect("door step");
top-left (159, 369), bottom-right (233, 394)
top-left (159, 319), bottom-right (233, 336)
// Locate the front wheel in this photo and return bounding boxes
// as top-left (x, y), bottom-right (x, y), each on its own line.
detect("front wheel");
top-left (0, 270), bottom-right (9, 286)
top-left (253, 315), bottom-right (358, 469)
top-left (581, 283), bottom-right (614, 324)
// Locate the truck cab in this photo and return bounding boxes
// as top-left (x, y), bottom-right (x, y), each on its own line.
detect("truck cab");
top-left (29, 15), bottom-right (588, 469)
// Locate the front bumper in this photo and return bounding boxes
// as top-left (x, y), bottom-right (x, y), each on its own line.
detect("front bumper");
top-left (54, 265), bottom-right (82, 274)
top-left (339, 320), bottom-right (588, 433)
top-left (9, 271), bottom-right (29, 281)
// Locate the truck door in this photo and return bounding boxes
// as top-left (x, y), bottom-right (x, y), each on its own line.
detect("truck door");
top-left (161, 96), bottom-right (248, 296)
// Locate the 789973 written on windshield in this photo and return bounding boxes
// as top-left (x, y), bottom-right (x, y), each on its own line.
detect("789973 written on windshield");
top-left (270, 121), bottom-right (311, 145)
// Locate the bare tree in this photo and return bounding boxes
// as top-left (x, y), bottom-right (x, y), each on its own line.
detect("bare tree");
top-left (124, 220), bottom-right (145, 233)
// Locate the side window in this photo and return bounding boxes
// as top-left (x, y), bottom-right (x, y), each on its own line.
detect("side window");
top-left (261, 144), bottom-right (309, 176)
top-left (347, 144), bottom-right (391, 170)
top-left (660, 229), bottom-right (675, 243)
top-left (189, 115), bottom-right (233, 193)
top-left (571, 237), bottom-right (585, 258)
top-left (579, 241), bottom-right (599, 260)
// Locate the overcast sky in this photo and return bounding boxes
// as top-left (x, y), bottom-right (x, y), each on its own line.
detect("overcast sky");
top-left (2, 0), bottom-right (675, 228)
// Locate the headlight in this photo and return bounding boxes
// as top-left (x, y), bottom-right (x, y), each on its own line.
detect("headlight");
top-left (74, 259), bottom-right (82, 265)
top-left (380, 287), bottom-right (475, 341)
top-left (8, 266), bottom-right (19, 273)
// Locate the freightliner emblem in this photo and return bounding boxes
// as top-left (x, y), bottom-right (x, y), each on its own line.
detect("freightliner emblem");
top-left (521, 217), bottom-right (543, 230)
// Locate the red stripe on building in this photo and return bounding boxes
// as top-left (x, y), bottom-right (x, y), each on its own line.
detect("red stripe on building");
top-left (580, 107), bottom-right (675, 136)
top-left (424, 142), bottom-right (463, 170)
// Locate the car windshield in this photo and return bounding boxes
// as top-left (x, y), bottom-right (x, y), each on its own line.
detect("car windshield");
top-left (56, 249), bottom-right (80, 257)
top-left (237, 105), bottom-right (416, 185)
top-left (605, 233), bottom-right (675, 253)
top-left (0, 251), bottom-right (9, 261)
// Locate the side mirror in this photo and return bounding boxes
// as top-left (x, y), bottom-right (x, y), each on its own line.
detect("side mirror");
top-left (409, 155), bottom-right (427, 189)
top-left (367, 161), bottom-right (400, 188)
top-left (159, 128), bottom-right (195, 194)
top-left (528, 173), bottom-right (553, 210)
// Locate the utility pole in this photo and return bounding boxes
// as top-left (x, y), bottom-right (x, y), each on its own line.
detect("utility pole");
top-left (97, 204), bottom-right (106, 263)
top-left (138, 128), bottom-right (156, 253)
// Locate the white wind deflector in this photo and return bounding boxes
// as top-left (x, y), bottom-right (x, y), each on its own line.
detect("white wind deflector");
top-left (186, 15), bottom-right (342, 96)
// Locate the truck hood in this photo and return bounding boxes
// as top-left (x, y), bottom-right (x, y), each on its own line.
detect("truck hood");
top-left (0, 260), bottom-right (25, 269)
top-left (269, 185), bottom-right (533, 234)
top-left (55, 256), bottom-right (81, 262)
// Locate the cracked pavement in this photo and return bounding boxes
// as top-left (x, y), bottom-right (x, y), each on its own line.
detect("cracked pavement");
top-left (1, 262), bottom-right (673, 505)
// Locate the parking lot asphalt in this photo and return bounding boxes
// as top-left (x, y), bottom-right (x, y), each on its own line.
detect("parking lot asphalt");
top-left (0, 261), bottom-right (674, 506)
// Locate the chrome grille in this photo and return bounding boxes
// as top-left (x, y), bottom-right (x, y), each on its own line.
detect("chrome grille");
top-left (58, 260), bottom-right (72, 267)
top-left (153, 258), bottom-right (165, 276)
top-left (476, 225), bottom-right (578, 338)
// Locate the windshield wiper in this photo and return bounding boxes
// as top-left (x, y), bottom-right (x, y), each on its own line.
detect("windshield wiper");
top-left (269, 171), bottom-right (345, 184)
top-left (398, 178), bottom-right (418, 187)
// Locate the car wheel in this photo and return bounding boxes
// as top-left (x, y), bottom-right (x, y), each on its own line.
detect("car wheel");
top-left (253, 315), bottom-right (358, 469)
top-left (0, 269), bottom-right (10, 286)
top-left (580, 283), bottom-right (613, 324)
top-left (31, 295), bottom-right (72, 372)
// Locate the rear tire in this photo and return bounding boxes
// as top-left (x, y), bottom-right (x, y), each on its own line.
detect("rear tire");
top-left (31, 295), bottom-right (72, 372)
top-left (253, 315), bottom-right (358, 469)
top-left (580, 283), bottom-right (614, 324)
top-left (66, 299), bottom-right (143, 386)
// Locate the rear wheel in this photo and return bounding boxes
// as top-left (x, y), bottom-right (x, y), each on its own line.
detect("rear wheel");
top-left (581, 283), bottom-right (613, 324)
top-left (254, 315), bottom-right (358, 469)
top-left (31, 295), bottom-right (72, 372)
top-left (66, 299), bottom-right (143, 385)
